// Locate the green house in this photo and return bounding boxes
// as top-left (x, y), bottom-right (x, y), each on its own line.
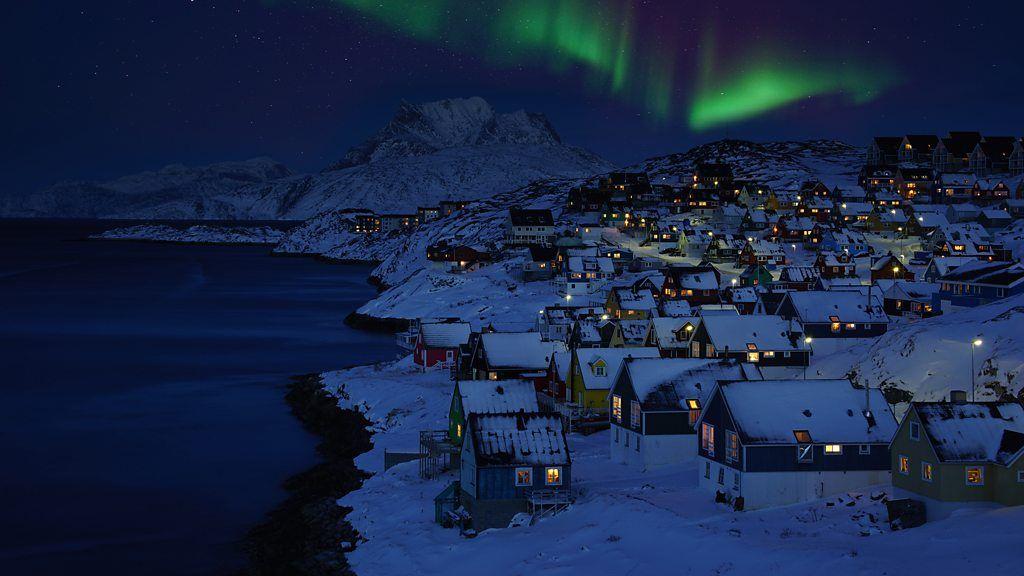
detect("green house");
top-left (891, 399), bottom-right (1024, 520)
top-left (739, 264), bottom-right (774, 288)
top-left (447, 380), bottom-right (540, 444)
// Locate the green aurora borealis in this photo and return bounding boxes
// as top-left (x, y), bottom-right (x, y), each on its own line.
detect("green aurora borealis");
top-left (320, 0), bottom-right (896, 131)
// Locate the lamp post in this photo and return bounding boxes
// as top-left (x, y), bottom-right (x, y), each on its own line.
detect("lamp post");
top-left (972, 338), bottom-right (983, 401)
top-left (803, 336), bottom-right (813, 380)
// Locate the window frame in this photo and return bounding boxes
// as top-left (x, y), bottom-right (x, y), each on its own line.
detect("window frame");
top-left (965, 466), bottom-right (985, 486)
top-left (545, 466), bottom-right (563, 486)
top-left (1017, 470), bottom-right (1024, 483)
top-left (797, 443), bottom-right (814, 463)
top-left (717, 467), bottom-right (725, 485)
top-left (824, 444), bottom-right (843, 456)
top-left (921, 461), bottom-right (934, 483)
top-left (726, 431), bottom-right (740, 463)
top-left (630, 400), bottom-right (641, 430)
top-left (704, 461), bottom-right (711, 479)
top-left (514, 467), bottom-right (533, 487)
top-left (859, 444), bottom-right (871, 455)
top-left (910, 421), bottom-right (920, 441)
top-left (701, 422), bottom-right (716, 457)
top-left (612, 394), bottom-right (622, 423)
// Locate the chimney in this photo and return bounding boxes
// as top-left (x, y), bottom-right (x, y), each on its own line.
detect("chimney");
top-left (950, 390), bottom-right (968, 404)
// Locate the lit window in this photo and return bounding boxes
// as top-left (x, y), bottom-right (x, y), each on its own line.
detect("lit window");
top-left (898, 455), bottom-right (909, 475)
top-left (489, 371), bottom-right (498, 381)
top-left (612, 395), bottom-right (622, 423)
top-left (545, 467), bottom-right (562, 486)
top-left (965, 467), bottom-right (984, 486)
top-left (922, 461), bottom-right (934, 482)
top-left (793, 430), bottom-right (812, 443)
top-left (456, 423), bottom-right (462, 438)
top-left (746, 352), bottom-right (760, 363)
top-left (910, 421), bottom-right (920, 441)
top-left (824, 444), bottom-right (842, 455)
top-left (701, 422), bottom-right (715, 456)
top-left (515, 467), bottom-right (532, 487)
top-left (631, 400), bottom-right (641, 430)
top-left (726, 431), bottom-right (740, 462)
top-left (831, 322), bottom-right (841, 333)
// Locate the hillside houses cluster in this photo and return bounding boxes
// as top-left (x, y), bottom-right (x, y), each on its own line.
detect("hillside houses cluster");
top-left (392, 134), bottom-right (1024, 533)
top-left (351, 199), bottom-right (470, 234)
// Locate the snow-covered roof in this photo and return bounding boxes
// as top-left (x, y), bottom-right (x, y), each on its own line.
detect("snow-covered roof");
top-left (469, 413), bottom-right (569, 466)
top-left (912, 212), bottom-right (950, 229)
top-left (551, 351), bottom-right (571, 382)
top-left (746, 239), bottom-right (785, 256)
top-left (926, 256), bottom-right (976, 277)
top-left (880, 281), bottom-right (939, 302)
top-left (836, 202), bottom-right (873, 216)
top-left (419, 321), bottom-right (472, 348)
top-left (780, 266), bottom-right (818, 283)
top-left (611, 287), bottom-right (658, 311)
top-left (939, 172), bottom-right (977, 186)
top-left (567, 256), bottom-right (616, 274)
top-left (784, 291), bottom-right (887, 323)
top-left (939, 260), bottom-right (1024, 287)
top-left (481, 332), bottom-right (564, 369)
top-left (717, 379), bottom-right (898, 445)
top-left (617, 319), bottom-right (650, 345)
top-left (574, 347), bottom-right (661, 390)
top-left (623, 358), bottom-right (745, 411)
top-left (914, 402), bottom-right (1024, 463)
top-left (649, 316), bottom-right (698, 349)
top-left (701, 314), bottom-right (802, 352)
top-left (458, 380), bottom-right (539, 417)
top-left (659, 299), bottom-right (693, 317)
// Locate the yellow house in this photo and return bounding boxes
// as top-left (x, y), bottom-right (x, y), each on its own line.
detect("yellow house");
top-left (566, 347), bottom-right (660, 411)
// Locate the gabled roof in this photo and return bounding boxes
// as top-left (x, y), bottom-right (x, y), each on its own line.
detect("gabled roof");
top-left (419, 321), bottom-right (472, 348)
top-left (509, 208), bottom-right (554, 227)
top-left (903, 134), bottom-right (938, 150)
top-left (717, 379), bottom-right (898, 445)
top-left (458, 380), bottom-right (539, 417)
top-left (926, 256), bottom-right (976, 277)
top-left (469, 413), bottom-right (570, 467)
top-left (700, 314), bottom-right (802, 353)
top-left (879, 280), bottom-right (939, 302)
top-left (480, 332), bottom-right (565, 369)
top-left (779, 266), bottom-right (818, 283)
top-left (872, 136), bottom-right (902, 151)
top-left (611, 287), bottom-right (658, 311)
top-left (784, 291), bottom-right (887, 323)
top-left (616, 319), bottom-right (650, 344)
top-left (649, 316), bottom-right (698, 349)
top-left (659, 299), bottom-right (693, 317)
top-left (913, 402), bottom-right (1024, 463)
top-left (939, 260), bottom-right (1024, 288)
top-left (574, 347), bottom-right (660, 390)
top-left (623, 358), bottom-right (745, 411)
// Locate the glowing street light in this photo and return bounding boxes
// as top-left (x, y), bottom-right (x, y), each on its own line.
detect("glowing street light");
top-left (971, 338), bottom-right (983, 401)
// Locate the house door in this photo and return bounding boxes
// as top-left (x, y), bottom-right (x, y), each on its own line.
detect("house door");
top-left (445, 350), bottom-right (454, 365)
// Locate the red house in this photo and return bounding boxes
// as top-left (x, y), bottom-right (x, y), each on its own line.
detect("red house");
top-left (413, 321), bottom-right (472, 368)
top-left (870, 253), bottom-right (915, 282)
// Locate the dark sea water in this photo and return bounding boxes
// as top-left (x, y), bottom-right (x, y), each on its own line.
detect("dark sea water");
top-left (0, 220), bottom-right (397, 575)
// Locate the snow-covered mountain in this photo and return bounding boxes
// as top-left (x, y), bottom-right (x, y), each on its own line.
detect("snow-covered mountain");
top-left (3, 158), bottom-right (291, 219)
top-left (633, 139), bottom-right (864, 191)
top-left (4, 97), bottom-right (612, 220)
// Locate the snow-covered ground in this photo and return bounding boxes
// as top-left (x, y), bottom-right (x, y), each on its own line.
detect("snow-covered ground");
top-left (324, 360), bottom-right (1024, 576)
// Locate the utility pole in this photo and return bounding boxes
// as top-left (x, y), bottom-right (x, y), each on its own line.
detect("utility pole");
top-left (971, 338), bottom-right (983, 401)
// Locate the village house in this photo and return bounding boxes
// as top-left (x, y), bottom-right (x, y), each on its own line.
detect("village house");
top-left (352, 212), bottom-right (381, 233)
top-left (972, 178), bottom-right (1013, 203)
top-left (776, 290), bottom-right (888, 338)
top-left (692, 162), bottom-right (733, 189)
top-left (865, 209), bottom-right (904, 234)
top-left (645, 316), bottom-right (699, 357)
top-left (536, 305), bottom-right (602, 342)
top-left (703, 235), bottom-right (745, 264)
top-left (697, 379), bottom-right (897, 510)
top-left (724, 286), bottom-right (759, 315)
top-left (898, 135), bottom-right (939, 165)
top-left (870, 253), bottom-right (915, 282)
top-left (605, 287), bottom-right (659, 320)
top-left (935, 260), bottom-right (1024, 308)
top-left (979, 208), bottom-right (1012, 230)
top-left (739, 263), bottom-right (774, 287)
top-left (505, 207), bottom-right (555, 246)
top-left (933, 132), bottom-right (982, 172)
top-left (609, 319), bottom-right (649, 348)
top-left (795, 196), bottom-right (833, 223)
top-left (937, 172), bottom-right (978, 203)
top-left (426, 241), bottom-right (490, 273)
top-left (890, 398), bottom-right (1024, 520)
top-left (469, 332), bottom-right (565, 386)
top-left (565, 347), bottom-right (661, 413)
top-left (905, 212), bottom-right (950, 237)
top-left (970, 137), bottom-right (1016, 176)
top-left (610, 358), bottom-right (746, 471)
top-left (564, 256), bottom-right (616, 296)
top-left (688, 314), bottom-right (809, 366)
top-left (923, 256), bottom-right (977, 282)
top-left (814, 251), bottom-right (856, 279)
top-left (820, 229), bottom-right (871, 257)
top-left (661, 264), bottom-right (721, 305)
top-left (737, 184), bottom-right (771, 209)
top-left (567, 318), bottom-right (617, 349)
top-left (439, 200), bottom-right (469, 217)
top-left (380, 213), bottom-right (419, 234)
top-left (895, 167), bottom-right (934, 200)
top-left (459, 413), bottom-right (571, 530)
top-left (946, 203), bottom-right (981, 224)
top-left (447, 379), bottom-right (539, 444)
top-left (772, 216), bottom-right (820, 246)
top-left (417, 206), bottom-right (441, 223)
top-left (859, 165), bottom-right (896, 192)
top-left (878, 280), bottom-right (940, 318)
top-left (413, 320), bottom-right (472, 369)
top-left (740, 208), bottom-right (770, 231)
top-left (677, 227), bottom-right (715, 258)
top-left (766, 189), bottom-right (800, 212)
top-left (1011, 138), bottom-right (1024, 175)
top-left (834, 201), bottom-right (873, 226)
top-left (872, 189), bottom-right (903, 210)
top-left (523, 245), bottom-right (558, 281)
top-left (776, 266), bottom-right (819, 291)
top-left (714, 204), bottom-right (747, 229)
top-left (867, 136), bottom-right (902, 165)
top-left (739, 239), bottom-right (786, 267)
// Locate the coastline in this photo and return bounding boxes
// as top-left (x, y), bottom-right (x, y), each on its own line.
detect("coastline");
top-left (242, 374), bottom-right (373, 576)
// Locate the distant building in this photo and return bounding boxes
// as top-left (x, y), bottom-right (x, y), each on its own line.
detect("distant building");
top-left (506, 208), bottom-right (555, 246)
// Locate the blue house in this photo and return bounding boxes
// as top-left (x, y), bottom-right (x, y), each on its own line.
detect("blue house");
top-left (696, 379), bottom-right (897, 510)
top-left (775, 290), bottom-right (889, 339)
top-left (935, 260), bottom-right (1024, 309)
top-left (460, 413), bottom-right (571, 529)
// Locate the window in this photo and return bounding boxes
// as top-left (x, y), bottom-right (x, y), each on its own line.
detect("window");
top-left (594, 365), bottom-right (606, 376)
top-left (965, 467), bottom-right (984, 486)
top-left (456, 423), bottom-right (462, 438)
top-left (859, 445), bottom-right (871, 455)
top-left (687, 399), bottom-right (701, 426)
top-left (922, 461), bottom-right (933, 483)
top-left (515, 467), bottom-right (533, 487)
top-left (706, 344), bottom-right (715, 357)
top-left (763, 351), bottom-right (775, 358)
top-left (1018, 470), bottom-right (1024, 483)
top-left (910, 421), bottom-right (920, 441)
top-left (797, 444), bottom-right (814, 463)
top-left (545, 467), bottom-right (562, 486)
top-left (489, 371), bottom-right (499, 381)
top-left (704, 461), bottom-right (711, 479)
top-left (701, 423), bottom-right (715, 456)
top-left (635, 435), bottom-right (640, 452)
top-left (898, 455), bottom-right (909, 475)
top-left (612, 395), bottom-right (622, 423)
top-left (793, 430), bottom-right (812, 443)
top-left (746, 352), bottom-right (760, 363)
top-left (625, 432), bottom-right (630, 448)
top-left (824, 444), bottom-right (842, 455)
top-left (733, 472), bottom-right (741, 491)
top-left (830, 322), bottom-right (841, 333)
top-left (717, 467), bottom-right (725, 485)
top-left (631, 400), bottom-right (641, 430)
top-left (726, 431), bottom-right (740, 463)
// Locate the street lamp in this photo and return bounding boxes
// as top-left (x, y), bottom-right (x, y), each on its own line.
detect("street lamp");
top-left (803, 337), bottom-right (813, 379)
top-left (972, 339), bottom-right (983, 401)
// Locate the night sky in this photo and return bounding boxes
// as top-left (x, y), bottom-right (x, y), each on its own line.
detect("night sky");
top-left (3, 1), bottom-right (1022, 196)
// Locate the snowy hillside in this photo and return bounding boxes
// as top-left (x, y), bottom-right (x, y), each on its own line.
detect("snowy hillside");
top-left (4, 97), bottom-right (612, 220)
top-left (815, 294), bottom-right (1024, 407)
top-left (2, 158), bottom-right (291, 219)
top-left (634, 139), bottom-right (863, 191)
